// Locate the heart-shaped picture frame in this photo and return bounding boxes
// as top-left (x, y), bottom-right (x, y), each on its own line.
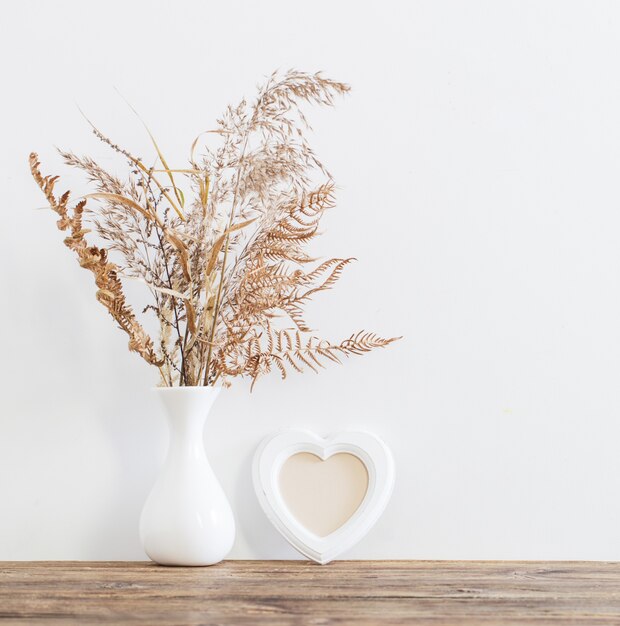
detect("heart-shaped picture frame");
top-left (253, 430), bottom-right (395, 564)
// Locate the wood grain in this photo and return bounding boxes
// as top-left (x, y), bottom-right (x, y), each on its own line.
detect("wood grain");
top-left (1, 560), bottom-right (619, 625)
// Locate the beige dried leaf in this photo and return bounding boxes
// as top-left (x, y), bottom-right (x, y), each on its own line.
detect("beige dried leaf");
top-left (84, 192), bottom-right (154, 221)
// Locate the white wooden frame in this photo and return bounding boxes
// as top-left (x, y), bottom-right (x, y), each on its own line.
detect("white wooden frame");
top-left (252, 429), bottom-right (395, 564)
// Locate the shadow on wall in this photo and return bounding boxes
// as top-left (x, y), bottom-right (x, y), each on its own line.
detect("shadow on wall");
top-left (88, 361), bottom-right (163, 561)
top-left (231, 449), bottom-right (299, 560)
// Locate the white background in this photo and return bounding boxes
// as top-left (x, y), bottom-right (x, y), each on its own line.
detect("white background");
top-left (2, 0), bottom-right (620, 560)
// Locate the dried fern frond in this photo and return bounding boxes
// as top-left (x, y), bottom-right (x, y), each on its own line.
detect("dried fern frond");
top-left (217, 326), bottom-right (399, 389)
top-left (29, 153), bottom-right (162, 367)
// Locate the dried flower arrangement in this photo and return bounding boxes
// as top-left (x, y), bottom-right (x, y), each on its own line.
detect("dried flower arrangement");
top-left (30, 70), bottom-right (398, 388)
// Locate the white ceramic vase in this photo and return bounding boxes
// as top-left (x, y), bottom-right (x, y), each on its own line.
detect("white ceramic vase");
top-left (139, 386), bottom-right (235, 566)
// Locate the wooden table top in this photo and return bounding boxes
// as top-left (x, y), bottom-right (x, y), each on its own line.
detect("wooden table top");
top-left (1, 560), bottom-right (619, 625)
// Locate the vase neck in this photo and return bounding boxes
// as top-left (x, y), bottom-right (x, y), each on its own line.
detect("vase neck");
top-left (155, 387), bottom-right (221, 459)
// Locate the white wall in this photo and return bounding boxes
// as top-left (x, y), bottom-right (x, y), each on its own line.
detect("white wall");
top-left (2, 0), bottom-right (620, 560)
